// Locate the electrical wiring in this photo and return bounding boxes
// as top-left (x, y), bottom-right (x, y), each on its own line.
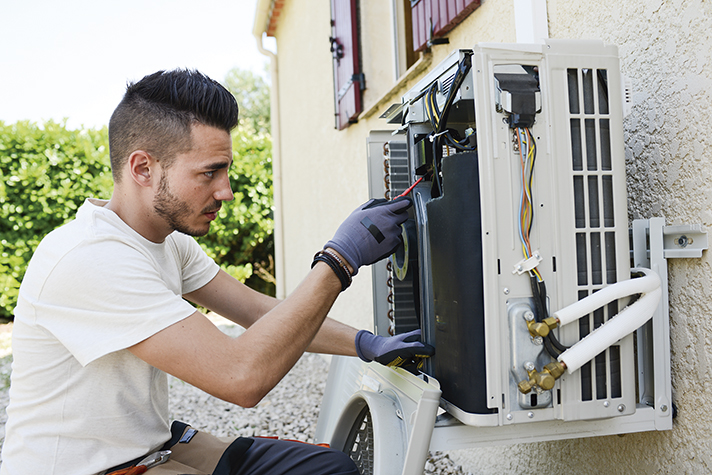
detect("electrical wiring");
top-left (424, 82), bottom-right (477, 153)
top-left (516, 127), bottom-right (542, 282)
top-left (422, 57), bottom-right (477, 198)
top-left (516, 127), bottom-right (569, 357)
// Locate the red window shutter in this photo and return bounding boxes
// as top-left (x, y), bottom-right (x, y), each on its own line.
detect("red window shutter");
top-left (411, 0), bottom-right (481, 52)
top-left (330, 0), bottom-right (364, 130)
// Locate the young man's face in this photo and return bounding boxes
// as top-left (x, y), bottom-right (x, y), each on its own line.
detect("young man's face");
top-left (153, 123), bottom-right (234, 237)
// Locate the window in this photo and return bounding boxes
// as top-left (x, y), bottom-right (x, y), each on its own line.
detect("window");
top-left (410, 0), bottom-right (481, 52)
top-left (392, 0), bottom-right (417, 78)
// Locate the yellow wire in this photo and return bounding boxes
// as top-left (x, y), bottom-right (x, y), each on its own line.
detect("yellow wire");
top-left (429, 89), bottom-right (440, 127)
top-left (517, 127), bottom-right (543, 282)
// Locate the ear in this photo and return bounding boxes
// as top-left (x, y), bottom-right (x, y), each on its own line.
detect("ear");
top-left (127, 150), bottom-right (157, 187)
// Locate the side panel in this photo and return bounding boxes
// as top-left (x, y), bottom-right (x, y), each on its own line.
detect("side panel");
top-left (427, 152), bottom-right (489, 415)
top-left (474, 41), bottom-right (634, 423)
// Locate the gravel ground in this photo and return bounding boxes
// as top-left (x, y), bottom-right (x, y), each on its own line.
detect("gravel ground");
top-left (0, 319), bottom-right (471, 474)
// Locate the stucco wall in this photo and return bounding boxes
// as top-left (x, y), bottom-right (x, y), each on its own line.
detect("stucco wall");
top-left (454, 0), bottom-right (712, 473)
top-left (272, 0), bottom-right (384, 331)
top-left (272, 0), bottom-right (516, 332)
top-left (269, 0), bottom-right (712, 472)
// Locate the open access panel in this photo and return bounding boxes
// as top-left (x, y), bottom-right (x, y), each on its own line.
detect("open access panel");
top-left (316, 40), bottom-right (707, 475)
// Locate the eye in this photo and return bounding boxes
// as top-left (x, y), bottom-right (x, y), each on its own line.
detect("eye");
top-left (204, 171), bottom-right (215, 178)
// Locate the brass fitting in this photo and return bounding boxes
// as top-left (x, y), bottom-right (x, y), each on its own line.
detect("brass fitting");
top-left (517, 379), bottom-right (534, 394)
top-left (543, 361), bottom-right (566, 380)
top-left (527, 316), bottom-right (559, 337)
top-left (517, 361), bottom-right (566, 394)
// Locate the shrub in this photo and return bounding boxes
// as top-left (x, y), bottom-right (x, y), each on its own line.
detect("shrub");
top-left (0, 120), bottom-right (113, 320)
top-left (0, 118), bottom-right (275, 320)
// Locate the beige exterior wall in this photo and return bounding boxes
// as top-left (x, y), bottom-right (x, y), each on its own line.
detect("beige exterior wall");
top-left (455, 1), bottom-right (712, 473)
top-left (265, 0), bottom-right (712, 472)
top-left (270, 0), bottom-right (516, 331)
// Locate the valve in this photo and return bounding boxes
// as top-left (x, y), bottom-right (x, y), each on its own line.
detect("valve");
top-left (517, 361), bottom-right (566, 394)
top-left (527, 316), bottom-right (559, 338)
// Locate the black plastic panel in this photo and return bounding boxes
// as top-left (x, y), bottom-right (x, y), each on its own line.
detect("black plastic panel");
top-left (425, 151), bottom-right (490, 414)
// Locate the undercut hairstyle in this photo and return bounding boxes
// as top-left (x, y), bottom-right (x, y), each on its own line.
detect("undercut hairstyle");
top-left (108, 69), bottom-right (239, 182)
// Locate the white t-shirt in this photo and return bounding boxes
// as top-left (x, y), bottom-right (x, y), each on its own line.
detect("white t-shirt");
top-left (1, 199), bottom-right (220, 475)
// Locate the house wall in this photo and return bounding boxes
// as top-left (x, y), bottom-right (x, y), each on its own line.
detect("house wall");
top-left (268, 0), bottom-right (712, 472)
top-left (451, 1), bottom-right (712, 473)
top-left (272, 0), bottom-right (516, 332)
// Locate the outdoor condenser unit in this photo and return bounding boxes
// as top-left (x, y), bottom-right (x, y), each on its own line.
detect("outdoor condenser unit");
top-left (316, 40), bottom-right (707, 475)
top-left (376, 38), bottom-right (638, 424)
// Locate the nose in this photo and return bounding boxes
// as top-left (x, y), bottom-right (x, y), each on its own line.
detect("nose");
top-left (215, 175), bottom-right (234, 202)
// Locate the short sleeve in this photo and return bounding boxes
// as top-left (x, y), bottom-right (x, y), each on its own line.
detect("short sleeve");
top-left (33, 236), bottom-right (207, 366)
top-left (169, 232), bottom-right (220, 294)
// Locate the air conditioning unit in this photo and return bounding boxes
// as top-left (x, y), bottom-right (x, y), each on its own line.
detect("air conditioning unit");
top-left (316, 39), bottom-right (706, 475)
top-left (376, 38), bottom-right (643, 425)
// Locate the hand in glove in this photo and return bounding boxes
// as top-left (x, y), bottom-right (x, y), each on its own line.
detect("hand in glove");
top-left (355, 329), bottom-right (435, 368)
top-left (325, 197), bottom-right (411, 275)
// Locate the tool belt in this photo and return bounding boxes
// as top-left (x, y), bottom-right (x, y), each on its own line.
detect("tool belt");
top-left (105, 421), bottom-right (253, 475)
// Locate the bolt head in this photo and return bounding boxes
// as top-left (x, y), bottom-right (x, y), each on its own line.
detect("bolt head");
top-left (527, 412), bottom-right (534, 418)
top-left (506, 414), bottom-right (513, 421)
top-left (617, 404), bottom-right (626, 412)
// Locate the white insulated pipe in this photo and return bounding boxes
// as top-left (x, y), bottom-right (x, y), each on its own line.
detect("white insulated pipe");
top-left (554, 268), bottom-right (661, 326)
top-left (555, 268), bottom-right (662, 374)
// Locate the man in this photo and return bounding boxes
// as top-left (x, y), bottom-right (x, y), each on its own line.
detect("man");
top-left (1, 70), bottom-right (433, 474)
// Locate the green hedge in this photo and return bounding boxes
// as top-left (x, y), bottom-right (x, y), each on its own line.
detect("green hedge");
top-left (0, 120), bottom-right (114, 320)
top-left (200, 129), bottom-right (274, 296)
top-left (0, 120), bottom-right (274, 320)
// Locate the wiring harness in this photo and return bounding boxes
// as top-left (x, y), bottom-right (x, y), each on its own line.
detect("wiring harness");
top-left (421, 54), bottom-right (476, 197)
top-left (515, 127), bottom-right (568, 358)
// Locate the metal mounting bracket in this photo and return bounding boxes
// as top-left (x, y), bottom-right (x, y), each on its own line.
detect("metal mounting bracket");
top-left (662, 224), bottom-right (708, 258)
top-left (631, 220), bottom-right (708, 262)
top-left (631, 217), bottom-right (707, 427)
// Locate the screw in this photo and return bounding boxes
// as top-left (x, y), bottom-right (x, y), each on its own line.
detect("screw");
top-left (676, 236), bottom-right (689, 248)
top-left (661, 405), bottom-right (668, 412)
top-left (603, 401), bottom-right (610, 408)
top-left (528, 412), bottom-right (535, 418)
top-left (506, 414), bottom-right (513, 421)
top-left (524, 362), bottom-right (536, 372)
top-left (523, 311), bottom-right (535, 321)
top-left (617, 404), bottom-right (626, 412)
top-left (532, 336), bottom-right (544, 346)
top-left (503, 288), bottom-right (510, 295)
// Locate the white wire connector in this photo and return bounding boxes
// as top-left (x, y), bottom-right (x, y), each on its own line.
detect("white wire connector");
top-left (512, 251), bottom-right (542, 275)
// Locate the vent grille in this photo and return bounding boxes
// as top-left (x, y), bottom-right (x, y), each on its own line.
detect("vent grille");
top-left (387, 141), bottom-right (410, 196)
top-left (440, 73), bottom-right (456, 99)
top-left (567, 68), bottom-right (622, 401)
top-left (387, 142), bottom-right (420, 334)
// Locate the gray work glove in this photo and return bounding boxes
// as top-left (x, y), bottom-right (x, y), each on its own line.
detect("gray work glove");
top-left (355, 329), bottom-right (435, 368)
top-left (325, 197), bottom-right (412, 275)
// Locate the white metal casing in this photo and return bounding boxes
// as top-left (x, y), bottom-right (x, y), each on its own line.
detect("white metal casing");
top-left (314, 40), bottom-right (706, 475)
top-left (473, 40), bottom-right (633, 424)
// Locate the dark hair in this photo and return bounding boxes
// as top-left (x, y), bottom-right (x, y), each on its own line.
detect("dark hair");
top-left (108, 69), bottom-right (239, 182)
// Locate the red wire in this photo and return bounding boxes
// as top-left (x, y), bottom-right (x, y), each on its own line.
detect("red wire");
top-left (396, 175), bottom-right (426, 199)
